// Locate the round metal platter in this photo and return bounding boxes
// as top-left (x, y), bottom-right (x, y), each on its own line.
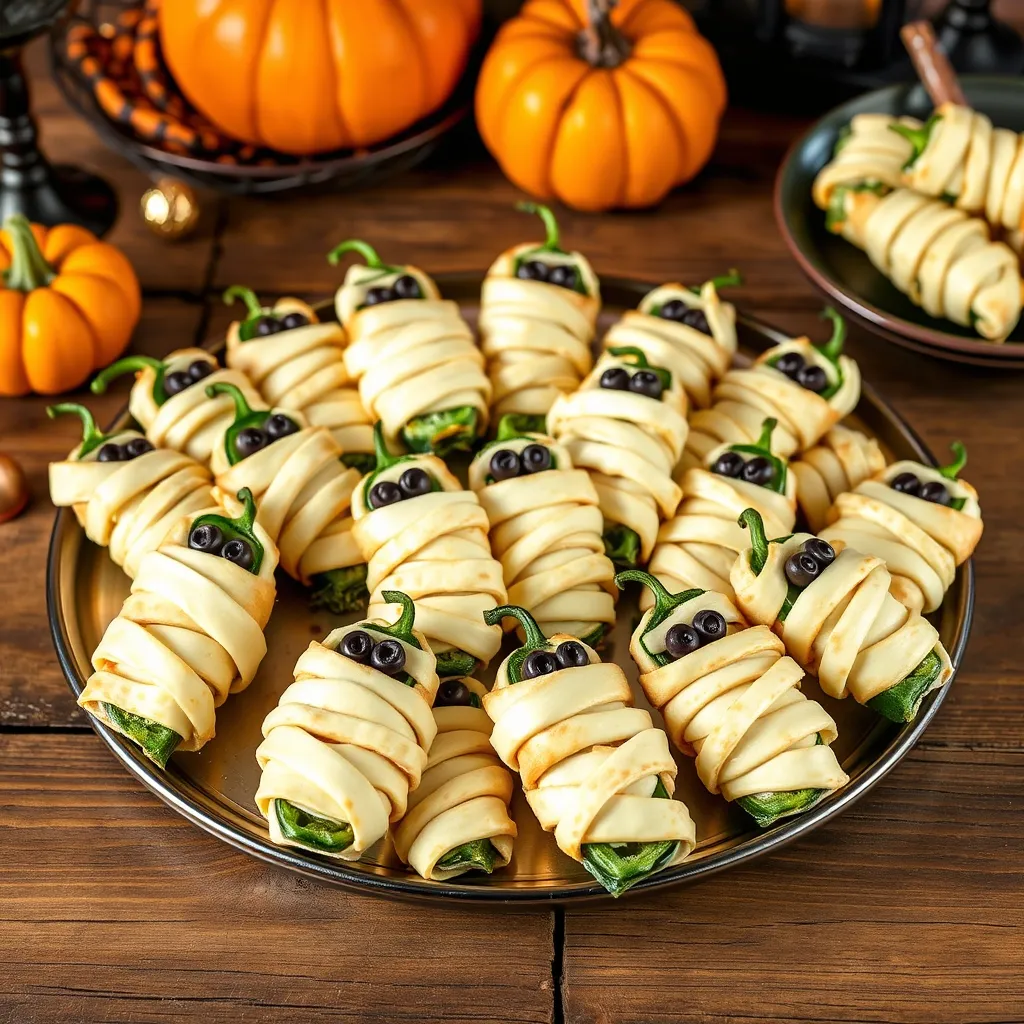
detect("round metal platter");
top-left (48, 274), bottom-right (974, 904)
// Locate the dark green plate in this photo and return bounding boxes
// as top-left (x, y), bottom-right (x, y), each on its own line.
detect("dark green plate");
top-left (775, 76), bottom-right (1024, 368)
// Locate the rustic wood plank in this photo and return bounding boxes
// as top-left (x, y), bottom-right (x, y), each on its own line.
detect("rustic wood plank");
top-left (0, 733), bottom-right (555, 1024)
top-left (0, 300), bottom-right (206, 729)
top-left (562, 748), bottom-right (1024, 1024)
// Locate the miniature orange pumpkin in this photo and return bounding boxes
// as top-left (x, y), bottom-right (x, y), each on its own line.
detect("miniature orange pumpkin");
top-left (0, 216), bottom-right (141, 397)
top-left (476, 0), bottom-right (727, 211)
top-left (159, 0), bottom-right (482, 156)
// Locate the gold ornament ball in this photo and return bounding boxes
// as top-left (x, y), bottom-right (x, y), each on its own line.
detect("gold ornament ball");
top-left (0, 453), bottom-right (29, 524)
top-left (141, 179), bottom-right (199, 240)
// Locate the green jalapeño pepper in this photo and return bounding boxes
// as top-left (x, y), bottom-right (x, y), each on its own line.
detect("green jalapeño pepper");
top-left (92, 351), bottom-right (216, 406)
top-left (483, 603), bottom-right (679, 896)
top-left (363, 421), bottom-right (442, 507)
top-left (205, 381), bottom-right (300, 466)
top-left (476, 414), bottom-right (561, 485)
top-left (710, 417), bottom-right (788, 494)
top-left (311, 564), bottom-right (369, 616)
top-left (496, 411), bottom-right (547, 438)
top-left (606, 345), bottom-right (672, 393)
top-left (604, 524), bottom-right (641, 573)
top-left (511, 201), bottom-right (590, 295)
top-left (224, 285), bottom-right (312, 341)
top-left (938, 441), bottom-right (969, 512)
top-left (686, 269), bottom-right (743, 297)
top-left (889, 113), bottom-right (942, 170)
top-left (402, 407), bottom-right (480, 458)
top-left (825, 181), bottom-right (886, 233)
top-left (46, 403), bottom-right (121, 458)
top-left (766, 307), bottom-right (846, 400)
top-left (326, 239), bottom-right (420, 302)
top-left (613, 569), bottom-right (704, 668)
top-left (737, 507), bottom-right (799, 621)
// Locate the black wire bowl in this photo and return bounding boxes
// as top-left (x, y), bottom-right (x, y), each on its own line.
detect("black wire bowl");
top-left (49, 1), bottom-right (478, 196)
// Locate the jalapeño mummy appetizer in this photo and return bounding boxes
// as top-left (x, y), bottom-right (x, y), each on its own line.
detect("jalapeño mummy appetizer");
top-left (481, 605), bottom-right (696, 897)
top-left (468, 416), bottom-right (616, 645)
top-left (352, 424), bottom-right (506, 678)
top-left (548, 346), bottom-right (688, 570)
top-left (223, 286), bottom-right (374, 473)
top-left (791, 425), bottom-right (886, 534)
top-left (479, 202), bottom-right (600, 431)
top-left (256, 591), bottom-right (439, 861)
top-left (78, 488), bottom-right (278, 767)
top-left (330, 239), bottom-right (490, 456)
top-left (684, 308), bottom-right (861, 470)
top-left (731, 508), bottom-right (953, 723)
top-left (821, 442), bottom-right (983, 615)
top-left (206, 382), bottom-right (366, 614)
top-left (617, 571), bottom-right (848, 828)
top-left (602, 270), bottom-right (741, 410)
top-left (393, 676), bottom-right (517, 880)
top-left (47, 403), bottom-right (213, 578)
top-left (649, 418), bottom-right (796, 604)
top-left (91, 348), bottom-right (264, 465)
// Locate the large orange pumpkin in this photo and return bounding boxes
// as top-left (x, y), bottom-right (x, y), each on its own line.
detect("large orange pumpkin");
top-left (159, 0), bottom-right (482, 156)
top-left (476, 0), bottom-right (727, 211)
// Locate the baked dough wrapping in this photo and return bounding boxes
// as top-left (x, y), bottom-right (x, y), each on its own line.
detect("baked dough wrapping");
top-left (352, 424), bottom-right (506, 678)
top-left (256, 591), bottom-right (439, 861)
top-left (91, 348), bottom-right (265, 465)
top-left (479, 203), bottom-right (599, 429)
top-left (468, 422), bottom-right (616, 644)
top-left (48, 403), bottom-right (213, 578)
top-left (730, 508), bottom-right (953, 723)
top-left (331, 239), bottom-right (490, 455)
top-left (206, 382), bottom-right (366, 613)
top-left (481, 605), bottom-right (696, 896)
top-left (821, 442), bottom-right (983, 614)
top-left (649, 417), bottom-right (796, 604)
top-left (791, 425), bottom-right (886, 534)
top-left (601, 272), bottom-right (740, 410)
top-left (548, 346), bottom-right (688, 567)
top-left (684, 309), bottom-right (861, 470)
top-left (224, 288), bottom-right (374, 471)
top-left (619, 570), bottom-right (848, 827)
top-left (393, 676), bottom-right (517, 880)
top-left (78, 488), bottom-right (278, 766)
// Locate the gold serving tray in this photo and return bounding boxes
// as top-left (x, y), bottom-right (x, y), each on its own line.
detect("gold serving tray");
top-left (48, 274), bottom-right (974, 903)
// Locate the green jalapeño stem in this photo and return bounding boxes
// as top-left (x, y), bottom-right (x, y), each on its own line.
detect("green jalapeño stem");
top-left (483, 604), bottom-right (550, 684)
top-left (190, 487), bottom-right (265, 575)
top-left (326, 238), bottom-right (401, 272)
top-left (737, 507), bottom-right (771, 576)
top-left (938, 442), bottom-right (968, 480)
top-left (46, 402), bottom-right (115, 458)
top-left (91, 354), bottom-right (170, 405)
top-left (516, 201), bottom-right (565, 254)
top-left (889, 114), bottom-right (941, 170)
top-left (726, 417), bottom-right (788, 494)
top-left (224, 285), bottom-right (272, 341)
top-left (614, 569), bottom-right (704, 667)
top-left (607, 345), bottom-right (672, 391)
top-left (513, 201), bottom-right (591, 295)
top-left (817, 307), bottom-right (847, 365)
top-left (101, 703), bottom-right (182, 769)
top-left (374, 590), bottom-right (422, 650)
top-left (275, 799), bottom-right (354, 854)
top-left (688, 268), bottom-right (743, 295)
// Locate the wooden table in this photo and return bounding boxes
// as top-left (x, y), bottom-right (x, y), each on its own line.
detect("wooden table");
top-left (2, 42), bottom-right (1022, 1024)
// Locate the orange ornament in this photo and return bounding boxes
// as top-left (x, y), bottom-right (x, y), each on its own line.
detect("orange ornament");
top-left (158, 0), bottom-right (482, 156)
top-left (0, 216), bottom-right (141, 397)
top-left (476, 0), bottom-right (727, 211)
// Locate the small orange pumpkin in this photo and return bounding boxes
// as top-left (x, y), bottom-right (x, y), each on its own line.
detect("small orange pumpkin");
top-left (0, 216), bottom-right (141, 397)
top-left (159, 0), bottom-right (482, 156)
top-left (476, 0), bottom-right (727, 211)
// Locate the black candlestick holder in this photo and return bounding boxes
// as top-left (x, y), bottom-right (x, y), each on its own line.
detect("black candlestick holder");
top-left (933, 0), bottom-right (1024, 75)
top-left (0, 0), bottom-right (117, 236)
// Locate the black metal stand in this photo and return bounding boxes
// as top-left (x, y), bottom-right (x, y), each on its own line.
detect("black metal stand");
top-left (0, 47), bottom-right (117, 236)
top-left (933, 0), bottom-right (1024, 75)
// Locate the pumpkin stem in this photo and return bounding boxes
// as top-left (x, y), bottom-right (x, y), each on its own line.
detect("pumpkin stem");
top-left (516, 202), bottom-right (563, 253)
top-left (577, 0), bottom-right (631, 69)
top-left (3, 214), bottom-right (56, 292)
top-left (223, 285), bottom-right (265, 319)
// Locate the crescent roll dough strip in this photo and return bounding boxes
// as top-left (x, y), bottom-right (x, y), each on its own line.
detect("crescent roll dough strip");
top-left (791, 426), bottom-right (887, 534)
top-left (602, 273), bottom-right (740, 410)
top-left (548, 347), bottom-right (688, 565)
top-left (821, 443), bottom-right (983, 614)
top-left (91, 348), bottom-right (265, 466)
top-left (730, 509), bottom-right (953, 722)
top-left (331, 240), bottom-right (490, 455)
top-left (352, 426), bottom-right (506, 676)
top-left (256, 592), bottom-right (439, 861)
top-left (649, 418), bottom-right (796, 604)
top-left (224, 290), bottom-right (374, 469)
top-left (468, 427), bottom-right (616, 644)
top-left (47, 404), bottom-right (213, 579)
top-left (683, 309), bottom-right (861, 471)
top-left (393, 677), bottom-right (517, 880)
top-left (78, 491), bottom-right (278, 765)
top-left (480, 203), bottom-right (600, 425)
top-left (481, 605), bottom-right (695, 897)
top-left (619, 571), bottom-right (847, 827)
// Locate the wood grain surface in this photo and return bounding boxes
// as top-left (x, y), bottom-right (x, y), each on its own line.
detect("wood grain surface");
top-left (1, 38), bottom-right (1022, 1024)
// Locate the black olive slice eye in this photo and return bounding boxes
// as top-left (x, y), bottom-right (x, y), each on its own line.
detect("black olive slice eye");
top-left (890, 471), bottom-right (922, 496)
top-left (363, 286), bottom-right (394, 306)
top-left (254, 316), bottom-right (282, 337)
top-left (803, 538), bottom-right (836, 567)
top-left (680, 307), bottom-right (711, 334)
top-left (265, 413), bottom-right (299, 440)
top-left (188, 523), bottom-right (224, 553)
top-left (521, 650), bottom-right (560, 679)
top-left (741, 456), bottom-right (775, 486)
top-left (664, 623), bottom-right (701, 659)
top-left (96, 442), bottom-right (123, 463)
top-left (659, 299), bottom-right (686, 322)
top-left (554, 640), bottom-right (588, 668)
top-left (628, 370), bottom-right (663, 399)
top-left (784, 551), bottom-right (822, 588)
top-left (435, 679), bottom-right (473, 707)
top-left (123, 437), bottom-right (154, 459)
top-left (796, 364), bottom-right (828, 393)
top-left (399, 467), bottom-right (432, 498)
top-left (517, 260), bottom-right (549, 282)
top-left (188, 360), bottom-right (214, 381)
top-left (711, 451), bottom-right (744, 478)
top-left (369, 480), bottom-right (403, 509)
top-left (489, 448), bottom-right (521, 481)
top-left (600, 367), bottom-right (631, 391)
top-left (339, 629), bottom-right (373, 663)
top-left (521, 444), bottom-right (552, 474)
top-left (692, 609), bottom-right (727, 642)
top-left (392, 275), bottom-right (422, 300)
top-left (235, 427), bottom-right (268, 459)
top-left (221, 537), bottom-right (254, 570)
top-left (547, 264), bottom-right (576, 289)
top-left (774, 351), bottom-right (805, 378)
top-left (164, 370), bottom-right (192, 396)
top-left (369, 638), bottom-right (407, 676)
top-left (279, 312), bottom-right (309, 331)
top-left (919, 480), bottom-right (952, 506)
